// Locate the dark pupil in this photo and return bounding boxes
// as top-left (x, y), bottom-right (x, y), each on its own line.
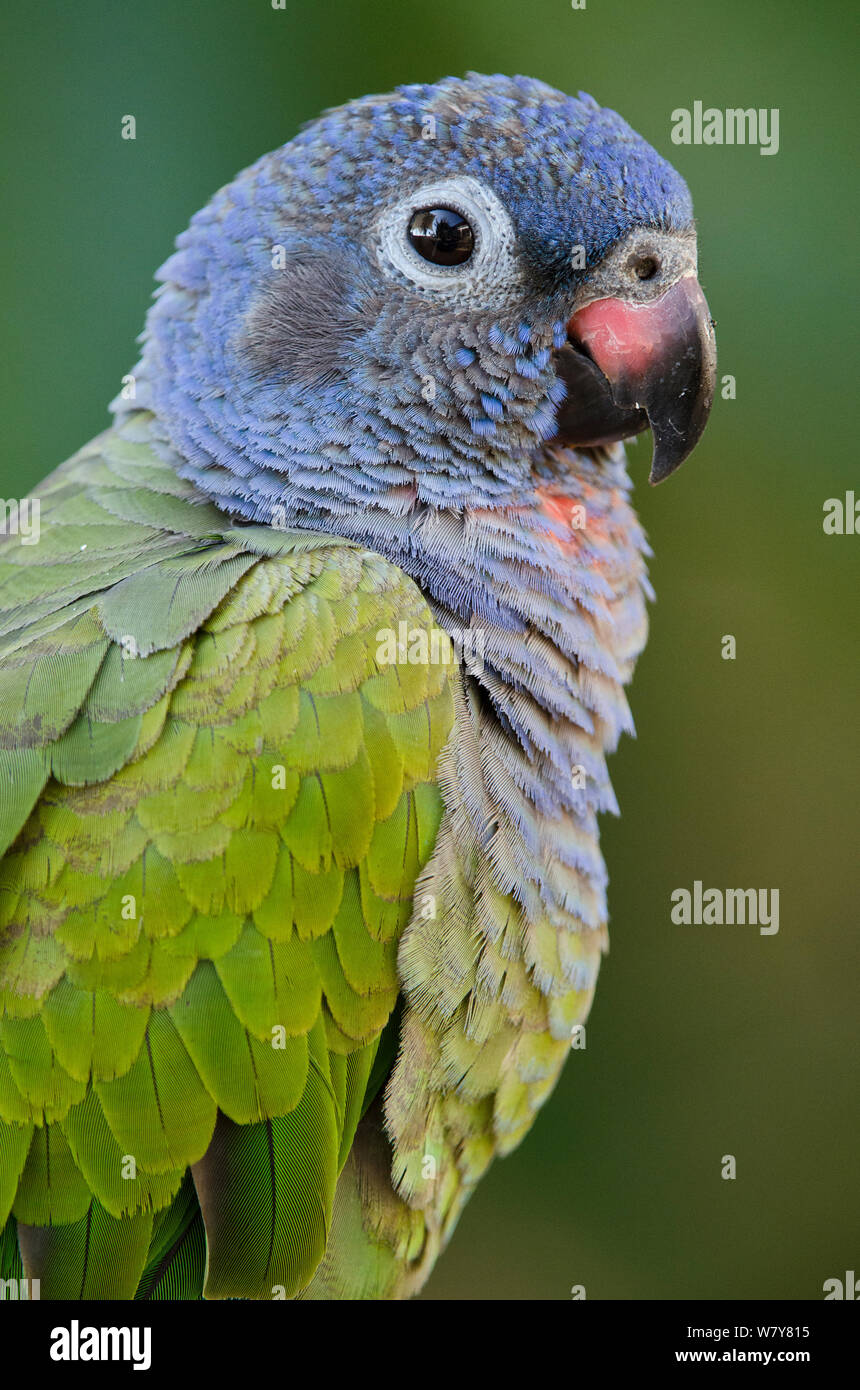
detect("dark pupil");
top-left (408, 207), bottom-right (475, 266)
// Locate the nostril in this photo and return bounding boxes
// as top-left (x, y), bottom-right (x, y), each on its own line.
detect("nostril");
top-left (632, 254), bottom-right (659, 281)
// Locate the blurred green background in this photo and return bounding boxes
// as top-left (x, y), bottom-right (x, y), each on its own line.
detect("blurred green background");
top-left (1, 0), bottom-right (856, 1300)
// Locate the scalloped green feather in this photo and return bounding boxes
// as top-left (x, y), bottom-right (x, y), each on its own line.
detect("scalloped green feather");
top-left (88, 485), bottom-right (224, 538)
top-left (134, 1173), bottom-right (205, 1300)
top-left (159, 909), bottom-right (244, 961)
top-left (289, 857), bottom-right (344, 941)
top-left (388, 687), bottom-right (453, 785)
top-left (191, 1015), bottom-right (338, 1301)
top-left (170, 962), bottom-right (309, 1124)
top-left (18, 1197), bottom-right (154, 1299)
top-left (0, 923), bottom-right (67, 1001)
top-left (332, 872), bottom-right (399, 997)
top-left (98, 549), bottom-right (258, 657)
top-left (302, 630), bottom-right (370, 697)
top-left (136, 776), bottom-right (241, 839)
top-left (360, 699), bottom-right (404, 819)
top-left (0, 611), bottom-right (108, 748)
top-left (13, 1123), bottom-right (91, 1225)
top-left (112, 718), bottom-right (197, 791)
top-left (367, 789), bottom-right (424, 899)
top-left (357, 861), bottom-right (414, 943)
top-left (183, 726), bottom-right (249, 794)
top-left (40, 979), bottom-right (150, 1084)
top-left (255, 684), bottom-right (301, 746)
top-left (94, 1012), bottom-right (216, 1173)
top-left (0, 1216), bottom-right (23, 1283)
top-left (171, 857), bottom-right (229, 917)
top-left (0, 1048), bottom-right (34, 1125)
top-left (0, 1121), bottom-right (33, 1224)
top-left (219, 762), bottom-right (296, 833)
top-left (215, 922), bottom-right (322, 1040)
top-left (62, 1089), bottom-right (183, 1218)
top-left (338, 1041), bottom-right (380, 1171)
top-left (0, 1014), bottom-right (87, 1118)
top-left (67, 934), bottom-right (196, 1006)
top-left (280, 689), bottom-right (364, 773)
top-left (249, 845), bottom-right (295, 941)
top-left (223, 828), bottom-right (279, 913)
top-left (310, 933), bottom-right (395, 1044)
top-left (0, 749), bottom-right (50, 857)
top-left (50, 711), bottom-right (144, 786)
top-left (81, 643), bottom-right (183, 723)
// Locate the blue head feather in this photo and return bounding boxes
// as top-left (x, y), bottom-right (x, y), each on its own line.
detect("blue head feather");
top-left (124, 73), bottom-right (692, 524)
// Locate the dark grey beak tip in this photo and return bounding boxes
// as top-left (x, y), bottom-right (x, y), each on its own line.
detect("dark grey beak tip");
top-left (644, 281), bottom-right (717, 484)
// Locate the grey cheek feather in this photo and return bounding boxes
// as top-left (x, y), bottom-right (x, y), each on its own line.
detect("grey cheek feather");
top-left (241, 247), bottom-right (385, 388)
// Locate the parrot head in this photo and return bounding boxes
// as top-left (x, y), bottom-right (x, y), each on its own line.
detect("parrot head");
top-left (135, 73), bottom-right (716, 520)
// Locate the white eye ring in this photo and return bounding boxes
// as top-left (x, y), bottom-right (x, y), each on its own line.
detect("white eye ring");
top-left (375, 174), bottom-right (525, 305)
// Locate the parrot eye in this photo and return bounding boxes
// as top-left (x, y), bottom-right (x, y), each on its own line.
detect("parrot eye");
top-left (407, 208), bottom-right (475, 266)
top-left (376, 174), bottom-right (523, 304)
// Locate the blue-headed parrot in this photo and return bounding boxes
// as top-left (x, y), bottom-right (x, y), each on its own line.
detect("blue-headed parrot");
top-left (0, 74), bottom-right (715, 1299)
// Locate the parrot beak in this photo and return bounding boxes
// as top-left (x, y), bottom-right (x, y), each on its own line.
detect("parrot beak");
top-left (562, 274), bottom-right (717, 484)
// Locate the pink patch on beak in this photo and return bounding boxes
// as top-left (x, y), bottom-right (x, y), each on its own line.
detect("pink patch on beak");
top-left (568, 291), bottom-right (680, 380)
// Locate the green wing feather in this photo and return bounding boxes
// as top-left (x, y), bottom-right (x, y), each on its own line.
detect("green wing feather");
top-left (17, 1199), bottom-right (153, 1299)
top-left (0, 1216), bottom-right (23, 1286)
top-left (191, 1013), bottom-right (340, 1300)
top-left (134, 1174), bottom-right (206, 1301)
top-left (0, 413), bottom-right (453, 1298)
